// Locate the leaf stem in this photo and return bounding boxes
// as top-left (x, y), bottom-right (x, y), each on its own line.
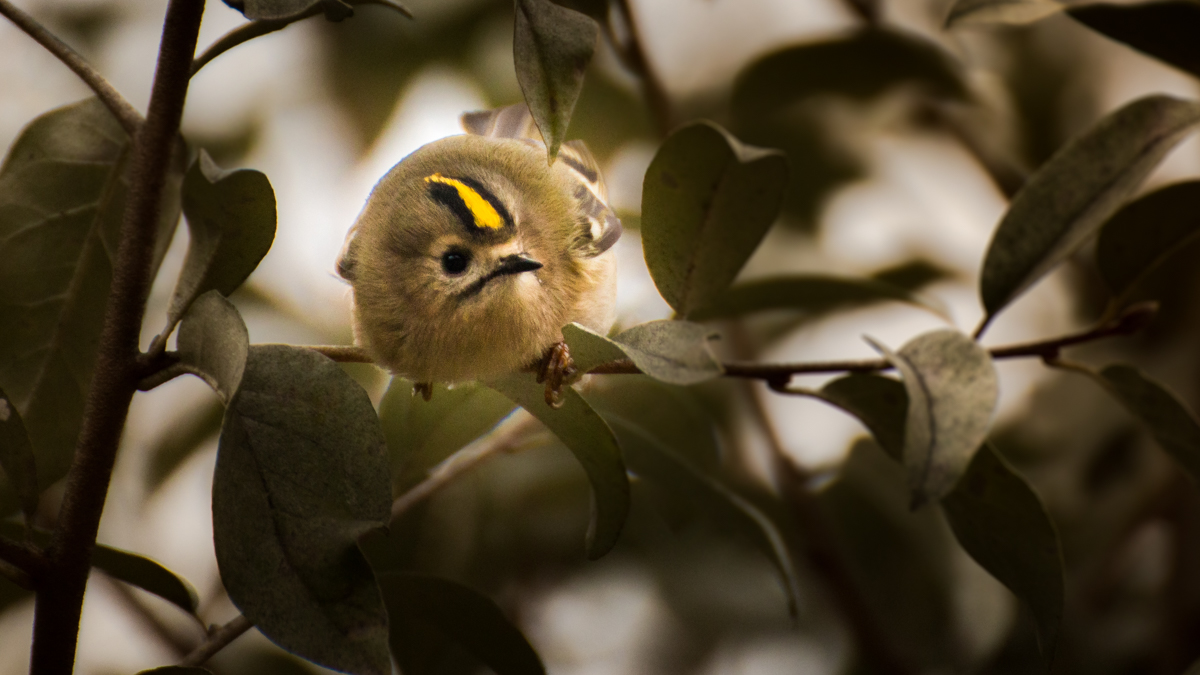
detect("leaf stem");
top-left (29, 1), bottom-right (206, 672)
top-left (190, 9), bottom-right (320, 77)
top-left (608, 0), bottom-right (673, 136)
top-left (0, 0), bottom-right (142, 135)
top-left (179, 614), bottom-right (254, 666)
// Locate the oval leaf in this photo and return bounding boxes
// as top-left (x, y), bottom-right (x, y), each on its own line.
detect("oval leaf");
top-left (942, 444), bottom-right (1064, 662)
top-left (513, 0), bottom-right (598, 162)
top-left (687, 274), bottom-right (947, 322)
top-left (978, 95), bottom-right (1200, 332)
top-left (486, 372), bottom-right (628, 559)
top-left (642, 122), bottom-right (789, 317)
top-left (1095, 181), bottom-right (1200, 301)
top-left (214, 345), bottom-right (392, 675)
top-left (945, 0), bottom-right (1065, 28)
top-left (226, 0), bottom-right (352, 21)
top-left (561, 323), bottom-right (628, 374)
top-left (177, 291), bottom-right (249, 404)
top-left (1096, 364), bottom-right (1200, 484)
top-left (866, 330), bottom-right (998, 508)
top-left (380, 572), bottom-right (545, 675)
top-left (1069, 1), bottom-right (1200, 80)
top-left (612, 320), bottom-right (723, 385)
top-left (817, 373), bottom-right (909, 462)
top-left (0, 98), bottom-right (182, 510)
top-left (0, 386), bottom-right (38, 523)
top-left (167, 151), bottom-right (276, 329)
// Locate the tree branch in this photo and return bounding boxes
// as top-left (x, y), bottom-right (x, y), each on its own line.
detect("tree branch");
top-left (0, 0), bottom-right (142, 135)
top-left (607, 0), bottom-right (673, 137)
top-left (179, 614), bottom-right (254, 667)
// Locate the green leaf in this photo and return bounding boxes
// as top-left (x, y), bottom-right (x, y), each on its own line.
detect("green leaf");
top-left (137, 667), bottom-right (213, 675)
top-left (226, 0), bottom-right (353, 21)
top-left (213, 345), bottom-right (392, 675)
top-left (687, 274), bottom-right (947, 322)
top-left (176, 291), bottom-right (249, 404)
top-left (486, 372), bottom-right (628, 559)
top-left (1068, 2), bottom-right (1200, 80)
top-left (942, 444), bottom-right (1064, 662)
top-left (0, 385), bottom-right (38, 523)
top-left (380, 572), bottom-right (545, 675)
top-left (641, 122), bottom-right (789, 317)
top-left (1095, 364), bottom-right (1200, 485)
top-left (561, 323), bottom-right (628, 374)
top-left (513, 0), bottom-right (599, 162)
top-left (1095, 181), bottom-right (1200, 301)
top-left (167, 151), bottom-right (276, 330)
top-left (944, 0), bottom-right (1065, 28)
top-left (816, 374), bottom-right (909, 462)
top-left (866, 330), bottom-right (998, 508)
top-left (0, 98), bottom-right (182, 511)
top-left (978, 95), bottom-right (1200, 332)
top-left (612, 320), bottom-right (723, 385)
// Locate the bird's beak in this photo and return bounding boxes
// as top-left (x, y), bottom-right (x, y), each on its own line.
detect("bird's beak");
top-left (493, 254), bottom-right (543, 276)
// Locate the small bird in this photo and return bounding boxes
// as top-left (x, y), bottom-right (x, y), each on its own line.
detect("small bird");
top-left (337, 104), bottom-right (621, 405)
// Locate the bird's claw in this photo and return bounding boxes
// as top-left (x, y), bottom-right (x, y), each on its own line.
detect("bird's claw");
top-left (537, 342), bottom-right (577, 408)
top-left (413, 382), bottom-right (433, 401)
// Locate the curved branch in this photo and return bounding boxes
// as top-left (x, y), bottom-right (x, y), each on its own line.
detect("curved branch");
top-left (0, 0), bottom-right (142, 134)
top-left (179, 614), bottom-right (254, 666)
top-left (191, 11), bottom-right (317, 77)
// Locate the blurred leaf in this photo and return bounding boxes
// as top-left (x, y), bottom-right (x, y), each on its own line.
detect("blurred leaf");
top-left (0, 98), bottom-right (182, 511)
top-left (0, 386), bottom-right (38, 523)
top-left (380, 572), bottom-right (545, 675)
top-left (978, 95), bottom-right (1200, 332)
top-left (1095, 181), bottom-right (1200, 302)
top-left (167, 151), bottom-right (276, 330)
top-left (513, 0), bottom-right (598, 162)
top-left (816, 374), bottom-right (909, 462)
top-left (642, 122), bottom-right (788, 317)
top-left (688, 275), bottom-right (947, 322)
top-left (143, 398), bottom-right (223, 493)
top-left (942, 444), bottom-right (1064, 661)
top-left (1095, 364), bottom-right (1200, 485)
top-left (379, 377), bottom-right (514, 493)
top-left (225, 0), bottom-right (353, 21)
top-left (945, 0), bottom-right (1065, 28)
top-left (870, 259), bottom-right (956, 290)
top-left (214, 345), bottom-right (392, 675)
top-left (177, 292), bottom-right (250, 404)
top-left (613, 320), bottom-right (723, 385)
top-left (1068, 1), bottom-right (1200, 80)
top-left (138, 668), bottom-right (213, 675)
top-left (486, 372), bottom-right (628, 559)
top-left (586, 375), bottom-right (722, 471)
top-left (867, 330), bottom-right (998, 507)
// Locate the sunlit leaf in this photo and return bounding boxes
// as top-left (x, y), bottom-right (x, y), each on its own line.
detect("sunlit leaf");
top-left (1069, 1), bottom-right (1200, 80)
top-left (0, 98), bottom-right (182, 511)
top-left (167, 151), bottom-right (276, 330)
top-left (176, 291), bottom-right (249, 404)
top-left (816, 374), bottom-right (909, 462)
top-left (942, 444), bottom-right (1064, 662)
top-left (978, 95), bottom-right (1200, 332)
top-left (688, 274), bottom-right (946, 322)
top-left (945, 0), bottom-right (1065, 28)
top-left (513, 0), bottom-right (598, 162)
top-left (642, 122), bottom-right (788, 317)
top-left (867, 330), bottom-right (998, 507)
top-left (214, 345), bottom-right (392, 675)
top-left (0, 386), bottom-right (38, 523)
top-left (612, 320), bottom-right (723, 385)
top-left (380, 572), bottom-right (545, 675)
top-left (1095, 181), bottom-right (1200, 301)
top-left (1096, 364), bottom-right (1200, 485)
top-left (486, 372), bottom-right (628, 559)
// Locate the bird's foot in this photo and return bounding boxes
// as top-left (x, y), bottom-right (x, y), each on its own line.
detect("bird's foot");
top-left (536, 342), bottom-right (577, 408)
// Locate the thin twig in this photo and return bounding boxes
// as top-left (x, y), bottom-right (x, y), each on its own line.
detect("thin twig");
top-left (608, 0), bottom-right (673, 136)
top-left (191, 10), bottom-right (318, 77)
top-left (180, 614), bottom-right (254, 667)
top-left (0, 0), bottom-right (142, 134)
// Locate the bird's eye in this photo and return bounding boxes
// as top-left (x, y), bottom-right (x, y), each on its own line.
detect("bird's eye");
top-left (441, 250), bottom-right (470, 275)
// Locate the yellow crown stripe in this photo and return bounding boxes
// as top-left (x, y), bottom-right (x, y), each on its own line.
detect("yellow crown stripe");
top-left (424, 173), bottom-right (504, 230)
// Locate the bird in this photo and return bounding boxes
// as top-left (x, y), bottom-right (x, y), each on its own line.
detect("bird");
top-left (336, 104), bottom-right (621, 406)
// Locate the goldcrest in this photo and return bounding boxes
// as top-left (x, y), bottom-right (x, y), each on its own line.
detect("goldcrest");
top-left (337, 104), bottom-right (621, 402)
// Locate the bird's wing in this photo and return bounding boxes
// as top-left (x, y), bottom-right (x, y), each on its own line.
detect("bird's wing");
top-left (461, 104), bottom-right (542, 142)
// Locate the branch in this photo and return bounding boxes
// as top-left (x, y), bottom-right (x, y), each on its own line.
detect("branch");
top-left (191, 9), bottom-right (319, 77)
top-left (608, 0), bottom-right (674, 137)
top-left (0, 0), bottom-right (142, 134)
top-left (179, 614), bottom-right (254, 667)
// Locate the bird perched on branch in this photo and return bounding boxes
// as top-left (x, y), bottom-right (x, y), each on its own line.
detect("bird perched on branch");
top-left (337, 104), bottom-right (621, 406)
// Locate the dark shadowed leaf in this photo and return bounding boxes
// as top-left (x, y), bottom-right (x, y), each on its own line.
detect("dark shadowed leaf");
top-left (978, 95), bottom-right (1200, 332)
top-left (642, 122), bottom-right (788, 317)
top-left (613, 320), bottom-right (723, 385)
top-left (942, 444), bottom-right (1064, 662)
top-left (176, 292), bottom-right (250, 404)
top-left (486, 372), bottom-right (628, 559)
top-left (226, 0), bottom-right (352, 21)
top-left (0, 98), bottom-right (182, 511)
top-left (1095, 181), bottom-right (1200, 301)
top-left (816, 374), bottom-right (909, 462)
top-left (513, 0), bottom-right (598, 162)
top-left (214, 345), bottom-right (392, 675)
top-left (1096, 364), bottom-right (1200, 484)
top-left (944, 0), bottom-right (1065, 28)
top-left (138, 667), bottom-right (213, 675)
top-left (1069, 1), bottom-right (1200, 80)
top-left (0, 386), bottom-right (38, 523)
top-left (867, 330), bottom-right (998, 508)
top-left (380, 572), bottom-right (545, 675)
top-left (167, 151), bottom-right (276, 329)
top-left (688, 274), bottom-right (946, 322)
top-left (561, 323), bottom-right (628, 374)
